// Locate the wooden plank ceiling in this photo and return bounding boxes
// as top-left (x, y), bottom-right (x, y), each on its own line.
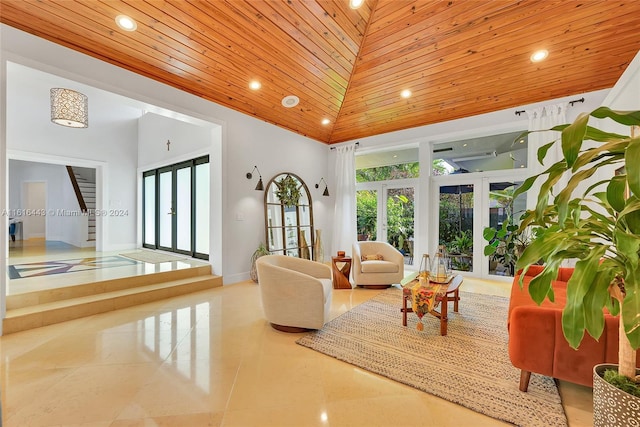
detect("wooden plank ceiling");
top-left (2, 0), bottom-right (640, 144)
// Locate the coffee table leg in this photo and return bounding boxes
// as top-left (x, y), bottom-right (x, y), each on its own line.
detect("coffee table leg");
top-left (402, 294), bottom-right (408, 326)
top-left (440, 295), bottom-right (448, 336)
top-left (453, 289), bottom-right (459, 312)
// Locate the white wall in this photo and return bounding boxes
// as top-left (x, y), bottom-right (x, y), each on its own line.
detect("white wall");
top-left (138, 112), bottom-right (215, 168)
top-left (604, 50), bottom-right (640, 111)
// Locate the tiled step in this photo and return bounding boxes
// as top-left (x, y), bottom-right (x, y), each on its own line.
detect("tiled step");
top-left (3, 266), bottom-right (222, 334)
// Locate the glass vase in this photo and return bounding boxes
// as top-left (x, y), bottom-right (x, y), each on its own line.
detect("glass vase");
top-left (418, 253), bottom-right (430, 279)
top-left (431, 245), bottom-right (450, 282)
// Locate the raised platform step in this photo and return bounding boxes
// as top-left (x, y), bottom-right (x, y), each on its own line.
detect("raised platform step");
top-left (4, 265), bottom-right (222, 334)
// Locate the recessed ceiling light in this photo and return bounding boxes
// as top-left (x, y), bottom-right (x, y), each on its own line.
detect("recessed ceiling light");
top-left (349, 0), bottom-right (365, 9)
top-left (400, 89), bottom-right (412, 99)
top-left (530, 49), bottom-right (548, 63)
top-left (115, 15), bottom-right (137, 32)
top-left (321, 118), bottom-right (330, 125)
top-left (463, 143), bottom-right (468, 147)
top-left (519, 139), bottom-right (525, 144)
top-left (249, 80), bottom-right (261, 90)
top-left (281, 95), bottom-right (299, 108)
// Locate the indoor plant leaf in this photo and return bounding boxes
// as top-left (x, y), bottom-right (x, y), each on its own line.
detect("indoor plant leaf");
top-left (561, 112), bottom-right (589, 168)
top-left (562, 245), bottom-right (607, 349)
top-left (625, 136), bottom-right (640, 198)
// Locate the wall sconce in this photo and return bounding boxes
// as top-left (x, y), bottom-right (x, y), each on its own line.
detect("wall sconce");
top-left (246, 165), bottom-right (264, 191)
top-left (50, 88), bottom-right (88, 128)
top-left (315, 178), bottom-right (330, 197)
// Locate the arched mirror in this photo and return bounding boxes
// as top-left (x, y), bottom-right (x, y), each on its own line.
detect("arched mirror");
top-left (264, 173), bottom-right (315, 259)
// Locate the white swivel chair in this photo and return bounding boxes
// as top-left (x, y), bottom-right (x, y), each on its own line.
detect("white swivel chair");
top-left (256, 255), bottom-right (333, 332)
top-left (352, 241), bottom-right (404, 289)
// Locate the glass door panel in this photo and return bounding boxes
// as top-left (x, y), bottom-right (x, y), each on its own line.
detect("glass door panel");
top-left (356, 189), bottom-right (377, 241)
top-left (439, 184), bottom-right (474, 272)
top-left (175, 165), bottom-right (192, 253)
top-left (158, 169), bottom-right (173, 250)
top-left (386, 187), bottom-right (415, 263)
top-left (487, 181), bottom-right (526, 277)
top-left (143, 173), bottom-right (156, 246)
top-left (194, 162), bottom-right (209, 256)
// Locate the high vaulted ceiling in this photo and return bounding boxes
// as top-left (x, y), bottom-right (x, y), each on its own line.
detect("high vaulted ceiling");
top-left (2, 1), bottom-right (640, 144)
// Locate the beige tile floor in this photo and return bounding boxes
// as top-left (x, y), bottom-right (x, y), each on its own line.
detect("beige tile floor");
top-left (7, 239), bottom-right (210, 295)
top-left (1, 242), bottom-right (593, 426)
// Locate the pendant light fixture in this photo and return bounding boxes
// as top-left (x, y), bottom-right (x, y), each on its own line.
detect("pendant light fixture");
top-left (50, 88), bottom-right (88, 128)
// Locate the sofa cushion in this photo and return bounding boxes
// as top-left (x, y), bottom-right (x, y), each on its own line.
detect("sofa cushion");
top-left (361, 260), bottom-right (399, 273)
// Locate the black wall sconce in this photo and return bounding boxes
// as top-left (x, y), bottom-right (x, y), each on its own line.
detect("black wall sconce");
top-left (246, 165), bottom-right (264, 191)
top-left (315, 178), bottom-right (330, 197)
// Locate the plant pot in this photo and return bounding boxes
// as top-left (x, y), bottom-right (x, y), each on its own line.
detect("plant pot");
top-left (593, 363), bottom-right (640, 427)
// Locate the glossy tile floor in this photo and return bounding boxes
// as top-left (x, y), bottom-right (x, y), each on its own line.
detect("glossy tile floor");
top-left (7, 239), bottom-right (209, 295)
top-left (2, 242), bottom-right (593, 426)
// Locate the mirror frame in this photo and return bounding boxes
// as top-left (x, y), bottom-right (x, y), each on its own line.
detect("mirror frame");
top-left (264, 172), bottom-right (315, 259)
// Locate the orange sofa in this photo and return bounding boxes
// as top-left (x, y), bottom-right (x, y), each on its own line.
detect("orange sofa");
top-left (508, 265), bottom-right (639, 391)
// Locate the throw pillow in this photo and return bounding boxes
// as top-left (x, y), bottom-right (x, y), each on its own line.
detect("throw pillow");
top-left (362, 253), bottom-right (384, 261)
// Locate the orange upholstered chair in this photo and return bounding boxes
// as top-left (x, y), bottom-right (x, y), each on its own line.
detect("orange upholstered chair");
top-left (508, 265), bottom-right (639, 391)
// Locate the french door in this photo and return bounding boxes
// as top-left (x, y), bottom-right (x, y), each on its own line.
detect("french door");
top-left (356, 179), bottom-right (416, 265)
top-left (143, 156), bottom-right (209, 259)
top-left (432, 174), bottom-right (528, 278)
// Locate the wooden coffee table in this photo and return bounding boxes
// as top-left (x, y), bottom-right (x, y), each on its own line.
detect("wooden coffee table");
top-left (401, 274), bottom-right (463, 336)
top-left (331, 256), bottom-right (352, 289)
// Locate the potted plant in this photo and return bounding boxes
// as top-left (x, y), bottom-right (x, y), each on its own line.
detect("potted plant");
top-left (483, 214), bottom-right (533, 276)
top-left (449, 230), bottom-right (473, 271)
top-left (509, 107), bottom-right (640, 425)
top-left (250, 242), bottom-right (270, 283)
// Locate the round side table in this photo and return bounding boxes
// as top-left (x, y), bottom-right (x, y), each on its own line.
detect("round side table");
top-left (331, 256), bottom-right (352, 289)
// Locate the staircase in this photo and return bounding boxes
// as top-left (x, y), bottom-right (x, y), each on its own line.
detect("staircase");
top-left (66, 166), bottom-right (96, 242)
top-left (3, 265), bottom-right (222, 334)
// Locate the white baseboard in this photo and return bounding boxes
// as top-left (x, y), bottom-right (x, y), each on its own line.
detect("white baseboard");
top-left (223, 272), bottom-right (251, 285)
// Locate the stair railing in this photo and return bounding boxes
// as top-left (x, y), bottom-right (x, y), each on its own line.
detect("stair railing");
top-left (66, 166), bottom-right (87, 213)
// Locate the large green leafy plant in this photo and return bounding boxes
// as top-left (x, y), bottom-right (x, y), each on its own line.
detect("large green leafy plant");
top-left (513, 107), bottom-right (640, 383)
top-left (483, 214), bottom-right (532, 276)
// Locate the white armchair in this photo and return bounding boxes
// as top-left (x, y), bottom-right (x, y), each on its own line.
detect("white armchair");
top-left (352, 241), bottom-right (404, 289)
top-left (256, 255), bottom-right (333, 332)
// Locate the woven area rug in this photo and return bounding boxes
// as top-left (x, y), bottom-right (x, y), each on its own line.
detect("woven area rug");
top-left (297, 288), bottom-right (567, 427)
top-left (120, 251), bottom-right (187, 263)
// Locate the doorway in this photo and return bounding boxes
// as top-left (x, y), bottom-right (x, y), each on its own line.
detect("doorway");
top-left (23, 181), bottom-right (46, 240)
top-left (143, 156), bottom-right (210, 259)
top-left (356, 180), bottom-right (417, 265)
